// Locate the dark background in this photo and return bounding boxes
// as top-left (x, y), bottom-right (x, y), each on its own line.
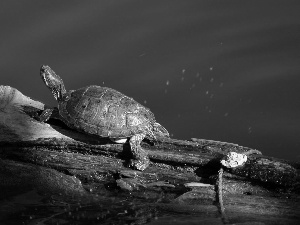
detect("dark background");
top-left (1, 0), bottom-right (299, 161)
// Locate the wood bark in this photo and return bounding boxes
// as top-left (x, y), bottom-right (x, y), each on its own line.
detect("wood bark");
top-left (0, 85), bottom-right (299, 224)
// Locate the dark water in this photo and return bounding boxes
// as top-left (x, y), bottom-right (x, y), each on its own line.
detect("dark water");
top-left (1, 0), bottom-right (299, 161)
top-left (0, 1), bottom-right (299, 224)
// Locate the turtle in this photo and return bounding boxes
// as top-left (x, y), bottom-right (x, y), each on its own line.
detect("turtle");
top-left (39, 65), bottom-right (169, 171)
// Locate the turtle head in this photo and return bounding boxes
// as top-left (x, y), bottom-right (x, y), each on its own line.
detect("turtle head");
top-left (40, 65), bottom-right (66, 102)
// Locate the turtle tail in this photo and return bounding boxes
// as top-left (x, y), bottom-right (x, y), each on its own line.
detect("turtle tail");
top-left (153, 122), bottom-right (169, 138)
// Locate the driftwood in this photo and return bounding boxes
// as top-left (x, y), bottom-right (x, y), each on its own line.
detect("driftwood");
top-left (0, 85), bottom-right (299, 224)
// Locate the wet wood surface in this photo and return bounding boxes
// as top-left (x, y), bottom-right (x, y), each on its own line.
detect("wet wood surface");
top-left (0, 85), bottom-right (299, 224)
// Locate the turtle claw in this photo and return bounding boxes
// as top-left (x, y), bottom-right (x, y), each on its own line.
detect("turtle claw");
top-left (129, 157), bottom-right (150, 171)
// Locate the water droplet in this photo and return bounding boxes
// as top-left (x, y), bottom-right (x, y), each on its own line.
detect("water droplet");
top-left (102, 81), bottom-right (105, 85)
top-left (164, 89), bottom-right (168, 93)
top-left (219, 82), bottom-right (224, 87)
top-left (224, 112), bottom-right (229, 117)
top-left (166, 80), bottom-right (170, 85)
top-left (206, 91), bottom-right (209, 95)
top-left (143, 100), bottom-right (147, 104)
top-left (181, 77), bottom-right (185, 81)
top-left (210, 94), bottom-right (214, 98)
top-left (182, 69), bottom-right (185, 74)
top-left (210, 78), bottom-right (214, 83)
top-left (196, 72), bottom-right (200, 78)
top-left (209, 67), bottom-right (213, 71)
top-left (248, 127), bottom-right (252, 134)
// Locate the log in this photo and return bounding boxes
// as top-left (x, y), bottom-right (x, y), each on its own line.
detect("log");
top-left (0, 85), bottom-right (299, 224)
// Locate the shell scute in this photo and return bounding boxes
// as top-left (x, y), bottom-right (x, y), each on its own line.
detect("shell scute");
top-left (83, 86), bottom-right (108, 98)
top-left (120, 96), bottom-right (136, 107)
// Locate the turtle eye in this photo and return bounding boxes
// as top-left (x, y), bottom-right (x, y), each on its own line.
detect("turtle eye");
top-left (82, 105), bottom-right (87, 108)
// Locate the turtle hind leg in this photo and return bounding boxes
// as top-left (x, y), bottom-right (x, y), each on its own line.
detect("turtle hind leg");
top-left (128, 133), bottom-right (149, 171)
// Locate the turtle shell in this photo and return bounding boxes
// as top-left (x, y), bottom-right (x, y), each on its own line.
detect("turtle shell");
top-left (58, 85), bottom-right (156, 138)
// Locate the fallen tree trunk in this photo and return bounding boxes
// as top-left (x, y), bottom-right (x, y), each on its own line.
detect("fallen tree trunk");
top-left (0, 85), bottom-right (299, 224)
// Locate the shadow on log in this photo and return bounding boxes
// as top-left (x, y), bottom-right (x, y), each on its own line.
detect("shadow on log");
top-left (0, 85), bottom-right (299, 224)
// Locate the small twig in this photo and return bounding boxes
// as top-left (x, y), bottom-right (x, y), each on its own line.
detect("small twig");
top-left (218, 167), bottom-right (229, 224)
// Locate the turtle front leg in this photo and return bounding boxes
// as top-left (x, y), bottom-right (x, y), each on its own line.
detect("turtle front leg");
top-left (128, 133), bottom-right (149, 171)
top-left (38, 108), bottom-right (54, 122)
